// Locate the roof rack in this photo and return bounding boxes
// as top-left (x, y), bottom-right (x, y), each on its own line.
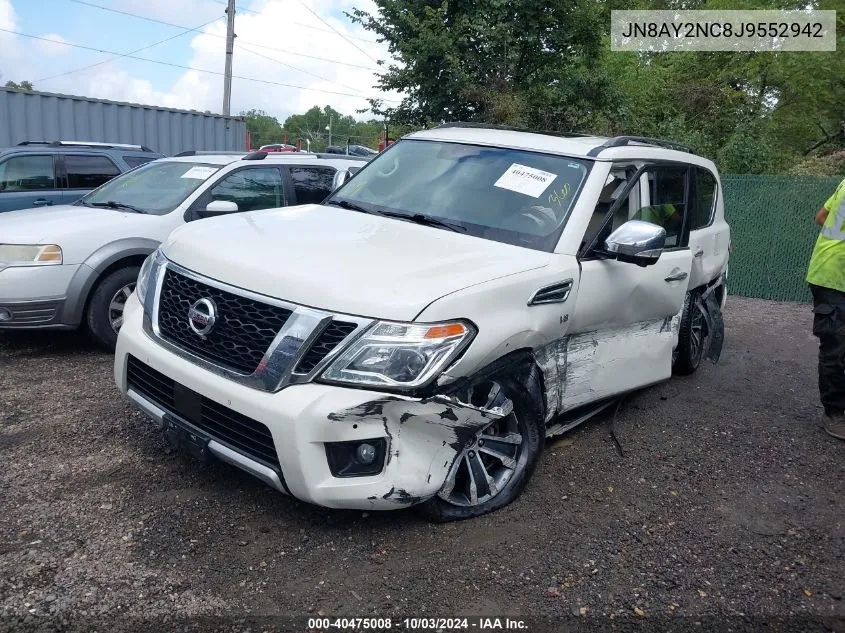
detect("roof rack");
top-left (434, 122), bottom-right (594, 139)
top-left (174, 150), bottom-right (248, 157)
top-left (17, 140), bottom-right (156, 152)
top-left (586, 136), bottom-right (693, 157)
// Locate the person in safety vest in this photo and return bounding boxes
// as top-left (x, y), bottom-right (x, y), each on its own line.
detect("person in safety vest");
top-left (807, 177), bottom-right (845, 440)
top-left (634, 203), bottom-right (682, 232)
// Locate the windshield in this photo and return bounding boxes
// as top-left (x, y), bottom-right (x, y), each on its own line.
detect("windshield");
top-left (79, 161), bottom-right (222, 215)
top-left (328, 139), bottom-right (591, 251)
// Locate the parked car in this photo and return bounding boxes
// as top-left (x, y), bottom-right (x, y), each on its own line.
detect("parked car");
top-left (346, 144), bottom-right (378, 157)
top-left (0, 141), bottom-right (163, 213)
top-left (0, 151), bottom-right (365, 348)
top-left (323, 146), bottom-right (346, 155)
top-left (114, 124), bottom-right (730, 521)
top-left (259, 143), bottom-right (298, 153)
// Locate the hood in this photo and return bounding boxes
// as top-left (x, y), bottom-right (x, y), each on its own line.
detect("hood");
top-left (162, 204), bottom-right (551, 321)
top-left (0, 205), bottom-right (167, 264)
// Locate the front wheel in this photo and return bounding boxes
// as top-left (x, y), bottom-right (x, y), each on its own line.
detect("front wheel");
top-left (415, 377), bottom-right (543, 523)
top-left (673, 291), bottom-right (706, 375)
top-left (86, 267), bottom-right (140, 350)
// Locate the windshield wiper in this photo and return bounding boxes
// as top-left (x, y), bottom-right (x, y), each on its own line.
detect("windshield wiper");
top-left (89, 200), bottom-right (145, 214)
top-left (325, 199), bottom-right (381, 216)
top-left (378, 211), bottom-right (467, 233)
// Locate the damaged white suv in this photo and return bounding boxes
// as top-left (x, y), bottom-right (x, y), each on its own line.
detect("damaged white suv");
top-left (114, 124), bottom-right (730, 522)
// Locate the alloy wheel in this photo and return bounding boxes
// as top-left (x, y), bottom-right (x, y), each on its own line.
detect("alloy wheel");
top-left (438, 380), bottom-right (523, 507)
top-left (108, 283), bottom-right (135, 333)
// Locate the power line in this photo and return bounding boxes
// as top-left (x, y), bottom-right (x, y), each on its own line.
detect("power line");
top-left (297, 0), bottom-right (381, 65)
top-left (1, 28), bottom-right (399, 103)
top-left (236, 43), bottom-right (368, 96)
top-left (35, 17), bottom-right (223, 83)
top-left (206, 0), bottom-right (379, 43)
top-left (66, 0), bottom-right (381, 71)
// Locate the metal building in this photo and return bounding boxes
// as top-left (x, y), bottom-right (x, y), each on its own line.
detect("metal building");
top-left (0, 88), bottom-right (247, 156)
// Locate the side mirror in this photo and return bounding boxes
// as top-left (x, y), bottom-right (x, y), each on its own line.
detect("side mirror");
top-left (332, 170), bottom-right (351, 190)
top-left (205, 200), bottom-right (239, 214)
top-left (604, 220), bottom-right (666, 267)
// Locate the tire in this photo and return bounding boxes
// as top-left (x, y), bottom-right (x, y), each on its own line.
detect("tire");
top-left (673, 290), bottom-right (706, 375)
top-left (86, 266), bottom-right (140, 350)
top-left (415, 376), bottom-right (543, 523)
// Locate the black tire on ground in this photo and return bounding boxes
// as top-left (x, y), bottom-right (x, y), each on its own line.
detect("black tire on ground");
top-left (415, 376), bottom-right (544, 523)
top-left (673, 290), bottom-right (706, 376)
top-left (86, 266), bottom-right (140, 350)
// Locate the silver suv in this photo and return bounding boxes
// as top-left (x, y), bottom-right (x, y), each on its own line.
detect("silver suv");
top-left (0, 151), bottom-right (365, 347)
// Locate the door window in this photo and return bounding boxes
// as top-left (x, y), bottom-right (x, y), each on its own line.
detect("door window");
top-left (65, 155), bottom-right (120, 189)
top-left (123, 155), bottom-right (157, 169)
top-left (638, 167), bottom-right (688, 247)
top-left (0, 155), bottom-right (55, 191)
top-left (290, 166), bottom-right (336, 204)
top-left (689, 168), bottom-right (717, 230)
top-left (209, 167), bottom-right (284, 212)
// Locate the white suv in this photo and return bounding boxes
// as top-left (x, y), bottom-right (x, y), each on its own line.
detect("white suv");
top-left (114, 124), bottom-right (730, 522)
top-left (0, 151), bottom-right (365, 347)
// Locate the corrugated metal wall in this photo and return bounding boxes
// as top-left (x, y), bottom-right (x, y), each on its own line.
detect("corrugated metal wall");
top-left (0, 88), bottom-right (247, 156)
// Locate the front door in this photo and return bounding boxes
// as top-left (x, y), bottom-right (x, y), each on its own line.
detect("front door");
top-left (562, 163), bottom-right (693, 409)
top-left (0, 154), bottom-right (62, 212)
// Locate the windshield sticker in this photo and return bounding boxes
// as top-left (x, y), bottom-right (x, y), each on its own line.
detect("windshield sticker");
top-left (494, 163), bottom-right (557, 198)
top-left (181, 166), bottom-right (218, 180)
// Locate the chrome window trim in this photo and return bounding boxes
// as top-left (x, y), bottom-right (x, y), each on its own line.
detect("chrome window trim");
top-left (141, 255), bottom-right (373, 392)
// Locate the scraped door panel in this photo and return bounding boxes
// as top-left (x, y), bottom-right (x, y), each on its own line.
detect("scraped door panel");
top-left (561, 250), bottom-right (692, 409)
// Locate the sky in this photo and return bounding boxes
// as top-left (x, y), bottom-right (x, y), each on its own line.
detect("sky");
top-left (0, 0), bottom-right (401, 122)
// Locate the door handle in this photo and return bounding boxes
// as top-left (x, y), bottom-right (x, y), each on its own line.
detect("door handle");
top-left (693, 248), bottom-right (704, 258)
top-left (32, 199), bottom-right (52, 207)
top-left (665, 270), bottom-right (688, 282)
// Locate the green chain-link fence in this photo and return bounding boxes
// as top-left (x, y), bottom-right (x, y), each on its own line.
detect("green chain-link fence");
top-left (723, 174), bottom-right (843, 303)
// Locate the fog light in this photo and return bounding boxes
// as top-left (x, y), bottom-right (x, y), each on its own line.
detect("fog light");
top-left (0, 308), bottom-right (11, 322)
top-left (325, 438), bottom-right (387, 478)
top-left (356, 442), bottom-right (377, 465)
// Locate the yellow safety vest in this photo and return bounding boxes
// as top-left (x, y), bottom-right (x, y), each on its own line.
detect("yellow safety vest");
top-left (807, 178), bottom-right (845, 293)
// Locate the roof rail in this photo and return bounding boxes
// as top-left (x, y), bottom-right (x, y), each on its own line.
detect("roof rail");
top-left (17, 140), bottom-right (156, 152)
top-left (586, 136), bottom-right (693, 157)
top-left (434, 122), bottom-right (594, 139)
top-left (174, 150), bottom-right (248, 157)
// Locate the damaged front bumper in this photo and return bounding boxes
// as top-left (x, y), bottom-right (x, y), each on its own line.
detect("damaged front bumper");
top-left (115, 294), bottom-right (500, 510)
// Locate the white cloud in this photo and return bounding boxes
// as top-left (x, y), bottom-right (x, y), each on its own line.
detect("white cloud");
top-left (0, 0), bottom-right (401, 122)
top-left (35, 32), bottom-right (68, 56)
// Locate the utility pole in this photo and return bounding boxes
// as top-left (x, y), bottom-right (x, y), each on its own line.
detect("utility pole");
top-left (222, 0), bottom-right (236, 116)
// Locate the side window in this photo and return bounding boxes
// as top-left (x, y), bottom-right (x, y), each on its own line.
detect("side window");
top-left (0, 155), bottom-right (55, 191)
top-left (209, 167), bottom-right (284, 212)
top-left (65, 155), bottom-right (120, 189)
top-left (636, 166), bottom-right (689, 248)
top-left (689, 168), bottom-right (716, 230)
top-left (123, 155), bottom-right (156, 168)
top-left (290, 167), bottom-right (336, 204)
top-left (582, 168), bottom-right (633, 251)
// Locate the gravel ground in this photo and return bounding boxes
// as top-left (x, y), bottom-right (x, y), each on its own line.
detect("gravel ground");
top-left (1, 296), bottom-right (844, 632)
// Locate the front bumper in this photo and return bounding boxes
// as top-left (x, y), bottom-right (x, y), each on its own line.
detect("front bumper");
top-left (0, 264), bottom-right (81, 329)
top-left (115, 294), bottom-right (495, 510)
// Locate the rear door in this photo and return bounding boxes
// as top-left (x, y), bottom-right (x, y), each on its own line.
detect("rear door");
top-left (59, 154), bottom-right (121, 204)
top-left (285, 165), bottom-right (337, 205)
top-left (0, 153), bottom-right (62, 212)
top-left (562, 163), bottom-right (693, 409)
top-left (687, 166), bottom-right (730, 289)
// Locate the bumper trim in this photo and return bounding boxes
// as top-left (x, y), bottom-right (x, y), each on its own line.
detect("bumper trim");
top-left (126, 385), bottom-right (290, 496)
top-left (127, 388), bottom-right (166, 430)
top-left (208, 440), bottom-right (288, 495)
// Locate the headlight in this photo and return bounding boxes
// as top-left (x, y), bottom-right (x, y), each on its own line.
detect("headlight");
top-left (320, 320), bottom-right (475, 389)
top-left (0, 244), bottom-right (62, 266)
top-left (135, 249), bottom-right (160, 304)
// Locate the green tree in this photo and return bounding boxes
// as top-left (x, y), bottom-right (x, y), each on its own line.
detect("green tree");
top-left (350, 0), bottom-right (612, 130)
top-left (4, 80), bottom-right (33, 90)
top-left (240, 109), bottom-right (284, 149)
